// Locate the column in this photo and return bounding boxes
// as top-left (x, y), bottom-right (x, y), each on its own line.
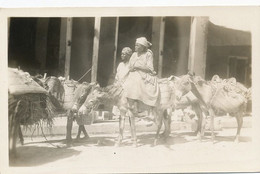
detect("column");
top-left (91, 17), bottom-right (101, 82)
top-left (64, 18), bottom-right (73, 79)
top-left (58, 18), bottom-right (68, 76)
top-left (113, 17), bottom-right (119, 74)
top-left (151, 17), bottom-right (165, 78)
top-left (188, 17), bottom-right (209, 78)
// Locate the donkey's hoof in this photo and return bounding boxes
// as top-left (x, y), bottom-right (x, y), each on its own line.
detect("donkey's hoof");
top-left (197, 134), bottom-right (202, 142)
top-left (153, 139), bottom-right (158, 146)
top-left (83, 136), bottom-right (90, 140)
top-left (132, 141), bottom-right (138, 148)
top-left (234, 138), bottom-right (240, 144)
top-left (114, 141), bottom-right (121, 147)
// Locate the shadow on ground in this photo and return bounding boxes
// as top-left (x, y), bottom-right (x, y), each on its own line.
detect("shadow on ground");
top-left (10, 145), bottom-right (80, 167)
top-left (10, 130), bottom-right (252, 167)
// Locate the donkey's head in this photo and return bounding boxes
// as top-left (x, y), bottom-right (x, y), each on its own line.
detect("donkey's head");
top-left (172, 75), bottom-right (193, 100)
top-left (71, 82), bottom-right (98, 112)
top-left (77, 85), bottom-right (107, 115)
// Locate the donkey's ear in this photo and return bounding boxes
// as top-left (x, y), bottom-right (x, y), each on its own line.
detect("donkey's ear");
top-left (168, 75), bottom-right (180, 81)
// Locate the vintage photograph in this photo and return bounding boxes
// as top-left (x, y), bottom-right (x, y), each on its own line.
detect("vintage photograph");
top-left (1, 5), bottom-right (260, 174)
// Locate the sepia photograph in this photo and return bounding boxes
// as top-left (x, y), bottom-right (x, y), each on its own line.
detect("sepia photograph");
top-left (1, 4), bottom-right (260, 174)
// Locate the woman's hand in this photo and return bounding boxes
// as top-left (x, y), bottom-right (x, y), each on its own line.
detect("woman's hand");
top-left (129, 66), bottom-right (136, 72)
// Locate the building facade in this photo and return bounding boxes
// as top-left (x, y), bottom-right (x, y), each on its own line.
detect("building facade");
top-left (8, 17), bottom-right (251, 87)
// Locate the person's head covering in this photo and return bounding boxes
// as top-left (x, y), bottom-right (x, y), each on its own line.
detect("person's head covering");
top-left (122, 47), bottom-right (133, 56)
top-left (136, 37), bottom-right (152, 48)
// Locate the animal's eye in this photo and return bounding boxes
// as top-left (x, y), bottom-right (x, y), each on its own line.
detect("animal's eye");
top-left (182, 81), bottom-right (189, 86)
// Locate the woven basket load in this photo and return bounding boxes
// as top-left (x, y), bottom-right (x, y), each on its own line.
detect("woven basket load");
top-left (63, 80), bottom-right (79, 110)
top-left (8, 68), bottom-right (47, 95)
top-left (195, 83), bottom-right (213, 104)
top-left (158, 79), bottom-right (174, 107)
top-left (211, 88), bottom-right (246, 113)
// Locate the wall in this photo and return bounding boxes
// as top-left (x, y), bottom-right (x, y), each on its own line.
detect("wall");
top-left (70, 18), bottom-right (94, 82)
top-left (8, 18), bottom-right (38, 74)
top-left (206, 45), bottom-right (251, 86)
top-left (97, 17), bottom-right (117, 87)
top-left (46, 18), bottom-right (61, 76)
top-left (163, 17), bottom-right (191, 77)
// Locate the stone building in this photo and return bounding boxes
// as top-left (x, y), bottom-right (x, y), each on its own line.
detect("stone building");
top-left (8, 17), bottom-right (251, 87)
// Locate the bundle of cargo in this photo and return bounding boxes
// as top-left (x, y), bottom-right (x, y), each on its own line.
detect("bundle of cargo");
top-left (62, 79), bottom-right (80, 110)
top-left (8, 68), bottom-right (59, 155)
top-left (209, 75), bottom-right (249, 113)
top-left (44, 76), bottom-right (65, 105)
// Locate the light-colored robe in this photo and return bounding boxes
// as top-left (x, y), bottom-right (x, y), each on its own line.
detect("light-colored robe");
top-left (125, 50), bottom-right (159, 106)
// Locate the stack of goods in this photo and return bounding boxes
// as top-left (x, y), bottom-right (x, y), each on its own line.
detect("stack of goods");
top-left (158, 78), bottom-right (175, 108)
top-left (8, 68), bottom-right (55, 126)
top-left (62, 79), bottom-right (79, 110)
top-left (210, 75), bottom-right (249, 113)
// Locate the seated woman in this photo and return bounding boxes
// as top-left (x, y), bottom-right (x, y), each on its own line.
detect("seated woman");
top-left (125, 37), bottom-right (159, 112)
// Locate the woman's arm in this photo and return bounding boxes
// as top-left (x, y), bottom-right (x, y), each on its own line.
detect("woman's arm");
top-left (133, 51), bottom-right (156, 74)
top-left (146, 50), bottom-right (155, 72)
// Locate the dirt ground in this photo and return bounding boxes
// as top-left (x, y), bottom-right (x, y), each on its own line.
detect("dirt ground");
top-left (7, 127), bottom-right (260, 173)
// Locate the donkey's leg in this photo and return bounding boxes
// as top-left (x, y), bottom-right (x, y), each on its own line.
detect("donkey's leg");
top-left (192, 103), bottom-right (203, 141)
top-left (18, 124), bottom-right (24, 145)
top-left (129, 115), bottom-right (137, 147)
top-left (66, 110), bottom-right (74, 144)
top-left (128, 99), bottom-right (138, 147)
top-left (115, 113), bottom-right (126, 147)
top-left (82, 125), bottom-right (90, 139)
top-left (9, 113), bottom-right (17, 157)
top-left (154, 110), bottom-right (163, 146)
top-left (162, 109), bottom-right (171, 139)
top-left (76, 125), bottom-right (82, 139)
top-left (208, 108), bottom-right (215, 143)
top-left (234, 112), bottom-right (243, 143)
top-left (10, 100), bottom-right (22, 157)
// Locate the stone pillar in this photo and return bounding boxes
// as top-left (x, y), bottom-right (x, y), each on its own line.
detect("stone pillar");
top-left (188, 17), bottom-right (209, 78)
top-left (58, 18), bottom-right (68, 76)
top-left (151, 17), bottom-right (165, 78)
top-left (113, 17), bottom-right (119, 74)
top-left (91, 17), bottom-right (101, 82)
top-left (64, 18), bottom-right (73, 79)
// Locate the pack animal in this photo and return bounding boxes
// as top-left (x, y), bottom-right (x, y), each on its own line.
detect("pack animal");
top-left (78, 76), bottom-right (187, 147)
top-left (175, 74), bottom-right (250, 143)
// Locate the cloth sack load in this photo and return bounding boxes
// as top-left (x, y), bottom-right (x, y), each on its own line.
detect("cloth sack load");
top-left (211, 87), bottom-right (246, 113)
top-left (158, 78), bottom-right (175, 108)
top-left (63, 79), bottom-right (79, 110)
top-left (8, 68), bottom-right (47, 95)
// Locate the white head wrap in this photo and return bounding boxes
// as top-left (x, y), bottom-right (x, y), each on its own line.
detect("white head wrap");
top-left (136, 37), bottom-right (152, 48)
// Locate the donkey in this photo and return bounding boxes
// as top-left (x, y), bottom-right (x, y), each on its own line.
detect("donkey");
top-left (175, 74), bottom-right (250, 143)
top-left (65, 82), bottom-right (97, 143)
top-left (78, 76), bottom-right (185, 147)
top-left (31, 76), bottom-right (97, 144)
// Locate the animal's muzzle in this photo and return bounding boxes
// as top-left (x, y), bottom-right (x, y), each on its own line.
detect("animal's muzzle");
top-left (175, 90), bottom-right (183, 101)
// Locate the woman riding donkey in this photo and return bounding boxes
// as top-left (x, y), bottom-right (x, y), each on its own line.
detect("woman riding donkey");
top-left (79, 37), bottom-right (174, 147)
top-left (123, 37), bottom-right (161, 147)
